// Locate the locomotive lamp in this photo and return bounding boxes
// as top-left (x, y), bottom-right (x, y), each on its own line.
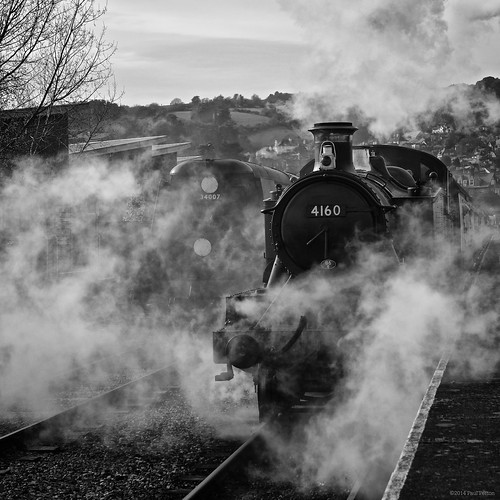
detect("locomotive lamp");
top-left (193, 238), bottom-right (212, 257)
top-left (319, 141), bottom-right (336, 170)
top-left (310, 122), bottom-right (357, 173)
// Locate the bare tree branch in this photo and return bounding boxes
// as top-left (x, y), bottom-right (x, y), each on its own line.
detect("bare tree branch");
top-left (0, 0), bottom-right (118, 162)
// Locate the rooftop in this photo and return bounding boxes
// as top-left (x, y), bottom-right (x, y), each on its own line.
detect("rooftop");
top-left (69, 137), bottom-right (190, 157)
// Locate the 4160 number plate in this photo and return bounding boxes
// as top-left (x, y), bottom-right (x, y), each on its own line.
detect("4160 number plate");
top-left (307, 204), bottom-right (345, 217)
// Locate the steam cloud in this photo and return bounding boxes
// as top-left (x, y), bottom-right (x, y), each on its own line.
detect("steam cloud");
top-left (251, 2), bottom-right (500, 490)
top-left (0, 153), bottom-right (262, 431)
top-left (3, 1), bottom-right (500, 485)
top-left (0, 155), bottom-right (143, 407)
top-left (279, 0), bottom-right (500, 137)
top-left (230, 207), bottom-right (500, 495)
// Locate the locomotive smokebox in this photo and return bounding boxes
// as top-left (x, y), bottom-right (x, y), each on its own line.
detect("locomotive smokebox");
top-left (310, 122), bottom-right (357, 173)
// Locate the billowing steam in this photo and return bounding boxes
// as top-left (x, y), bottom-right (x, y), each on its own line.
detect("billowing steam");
top-left (0, 153), bottom-right (263, 426)
top-left (279, 0), bottom-right (500, 137)
top-left (228, 206), bottom-right (500, 495)
top-left (243, 1), bottom-right (500, 490)
top-left (0, 155), bottom-right (143, 407)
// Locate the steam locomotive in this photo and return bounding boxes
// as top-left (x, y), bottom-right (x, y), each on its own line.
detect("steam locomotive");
top-left (158, 158), bottom-right (294, 308)
top-left (213, 121), bottom-right (484, 420)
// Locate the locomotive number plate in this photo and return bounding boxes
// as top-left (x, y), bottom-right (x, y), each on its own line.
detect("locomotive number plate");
top-left (307, 204), bottom-right (345, 217)
top-left (200, 194), bottom-right (221, 200)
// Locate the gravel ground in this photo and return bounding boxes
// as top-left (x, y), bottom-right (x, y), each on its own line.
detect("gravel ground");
top-left (0, 382), bottom-right (357, 499)
top-left (0, 388), bottom-right (252, 499)
top-left (215, 469), bottom-right (355, 500)
top-left (213, 425), bottom-right (358, 500)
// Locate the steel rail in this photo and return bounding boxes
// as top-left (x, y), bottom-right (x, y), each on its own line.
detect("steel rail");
top-left (182, 424), bottom-right (266, 500)
top-left (0, 364), bottom-right (176, 451)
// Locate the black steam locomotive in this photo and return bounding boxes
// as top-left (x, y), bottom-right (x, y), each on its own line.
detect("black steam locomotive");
top-left (213, 122), bottom-right (483, 420)
top-left (163, 158), bottom-right (294, 308)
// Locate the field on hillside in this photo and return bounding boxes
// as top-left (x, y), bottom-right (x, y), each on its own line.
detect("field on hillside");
top-left (172, 110), bottom-right (271, 127)
top-left (230, 111), bottom-right (271, 126)
top-left (171, 111), bottom-right (192, 121)
top-left (170, 108), bottom-right (309, 151)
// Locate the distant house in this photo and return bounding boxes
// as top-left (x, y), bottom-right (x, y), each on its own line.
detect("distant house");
top-left (452, 165), bottom-right (495, 190)
top-left (400, 132), bottom-right (428, 149)
top-left (255, 135), bottom-right (310, 172)
top-left (450, 164), bottom-right (500, 227)
top-left (431, 124), bottom-right (451, 134)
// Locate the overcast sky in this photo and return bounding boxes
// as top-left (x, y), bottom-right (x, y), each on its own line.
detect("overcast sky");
top-left (105, 0), bottom-right (500, 111)
top-left (105, 0), bottom-right (306, 105)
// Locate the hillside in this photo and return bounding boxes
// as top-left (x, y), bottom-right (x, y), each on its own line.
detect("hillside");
top-left (76, 79), bottom-right (500, 166)
top-left (172, 110), bottom-right (272, 128)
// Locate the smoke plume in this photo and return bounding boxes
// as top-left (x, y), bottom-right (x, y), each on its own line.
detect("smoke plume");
top-left (279, 0), bottom-right (500, 137)
top-left (0, 153), bottom-right (264, 429)
top-left (229, 205), bottom-right (500, 495)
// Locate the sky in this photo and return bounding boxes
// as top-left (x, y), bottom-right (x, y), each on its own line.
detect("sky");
top-left (104, 0), bottom-right (307, 105)
top-left (104, 0), bottom-right (500, 131)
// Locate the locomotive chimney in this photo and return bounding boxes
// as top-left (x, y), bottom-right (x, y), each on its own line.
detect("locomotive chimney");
top-left (309, 122), bottom-right (357, 173)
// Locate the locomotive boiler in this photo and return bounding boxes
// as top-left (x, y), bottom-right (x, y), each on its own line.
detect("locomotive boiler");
top-left (213, 121), bottom-right (478, 420)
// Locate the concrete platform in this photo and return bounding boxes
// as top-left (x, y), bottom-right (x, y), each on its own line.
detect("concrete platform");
top-left (384, 373), bottom-right (500, 499)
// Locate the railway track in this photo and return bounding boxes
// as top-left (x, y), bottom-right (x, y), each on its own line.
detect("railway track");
top-left (193, 238), bottom-right (498, 500)
top-left (184, 396), bottom-right (368, 500)
top-left (2, 238), bottom-right (494, 498)
top-left (0, 365), bottom-right (177, 450)
top-left (0, 343), bottom-right (166, 437)
top-left (1, 373), bottom-right (365, 499)
top-left (0, 363), bottom-right (260, 498)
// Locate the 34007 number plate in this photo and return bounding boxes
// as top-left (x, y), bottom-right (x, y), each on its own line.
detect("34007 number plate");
top-left (200, 194), bottom-right (221, 200)
top-left (307, 204), bottom-right (345, 217)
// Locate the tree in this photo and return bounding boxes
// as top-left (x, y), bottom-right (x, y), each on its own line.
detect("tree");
top-left (250, 94), bottom-right (263, 107)
top-left (0, 0), bottom-right (117, 161)
top-left (166, 114), bottom-right (186, 142)
top-left (68, 99), bottom-right (120, 143)
top-left (477, 77), bottom-right (500, 100)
